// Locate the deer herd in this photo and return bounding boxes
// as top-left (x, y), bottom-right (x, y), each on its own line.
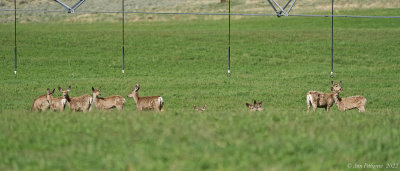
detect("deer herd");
top-left (32, 81), bottom-right (366, 113)
top-left (32, 84), bottom-right (163, 112)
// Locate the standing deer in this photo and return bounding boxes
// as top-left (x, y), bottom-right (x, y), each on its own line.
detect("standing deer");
top-left (331, 82), bottom-right (367, 112)
top-left (66, 87), bottom-right (93, 112)
top-left (32, 88), bottom-right (55, 112)
top-left (194, 104), bottom-right (207, 112)
top-left (50, 86), bottom-right (70, 112)
top-left (306, 81), bottom-right (341, 112)
top-left (91, 87), bottom-right (125, 110)
top-left (127, 84), bottom-right (164, 111)
top-left (246, 100), bottom-right (263, 111)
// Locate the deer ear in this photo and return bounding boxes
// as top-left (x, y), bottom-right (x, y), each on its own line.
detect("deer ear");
top-left (47, 88), bottom-right (50, 94)
top-left (259, 101), bottom-right (262, 105)
top-left (58, 86), bottom-right (62, 91)
top-left (51, 89), bottom-right (55, 94)
top-left (338, 81), bottom-right (342, 85)
top-left (194, 105), bottom-right (198, 109)
top-left (246, 103), bottom-right (251, 107)
top-left (67, 86), bottom-right (71, 91)
top-left (202, 105), bottom-right (207, 110)
top-left (253, 100), bottom-right (257, 105)
top-left (331, 81), bottom-right (334, 85)
top-left (98, 87), bottom-right (101, 91)
top-left (92, 87), bottom-right (95, 92)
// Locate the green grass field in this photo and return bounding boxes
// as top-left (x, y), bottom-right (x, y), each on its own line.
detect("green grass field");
top-left (1, 8), bottom-right (400, 170)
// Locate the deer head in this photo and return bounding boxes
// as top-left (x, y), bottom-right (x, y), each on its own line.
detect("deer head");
top-left (331, 81), bottom-right (343, 93)
top-left (46, 88), bottom-right (55, 102)
top-left (58, 86), bottom-right (71, 98)
top-left (246, 100), bottom-right (263, 111)
top-left (92, 87), bottom-right (101, 98)
top-left (127, 84), bottom-right (140, 98)
top-left (194, 104), bottom-right (207, 112)
top-left (254, 101), bottom-right (263, 111)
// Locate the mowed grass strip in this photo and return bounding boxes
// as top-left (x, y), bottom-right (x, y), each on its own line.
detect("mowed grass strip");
top-left (0, 9), bottom-right (399, 170)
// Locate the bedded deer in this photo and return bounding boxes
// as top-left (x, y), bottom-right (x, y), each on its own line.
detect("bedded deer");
top-left (66, 87), bottom-right (93, 112)
top-left (91, 87), bottom-right (125, 110)
top-left (194, 104), bottom-right (207, 112)
top-left (50, 86), bottom-right (70, 112)
top-left (246, 100), bottom-right (263, 111)
top-left (306, 81), bottom-right (341, 112)
top-left (32, 88), bottom-right (55, 112)
top-left (331, 82), bottom-right (367, 112)
top-left (127, 84), bottom-right (164, 111)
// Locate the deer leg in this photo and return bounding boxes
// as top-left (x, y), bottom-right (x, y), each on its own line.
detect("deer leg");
top-left (312, 103), bottom-right (317, 112)
top-left (115, 104), bottom-right (123, 110)
top-left (326, 106), bottom-right (330, 112)
top-left (358, 106), bottom-right (365, 112)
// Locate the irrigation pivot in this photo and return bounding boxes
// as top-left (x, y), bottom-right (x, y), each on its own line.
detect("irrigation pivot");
top-left (53, 0), bottom-right (86, 13)
top-left (267, 0), bottom-right (297, 17)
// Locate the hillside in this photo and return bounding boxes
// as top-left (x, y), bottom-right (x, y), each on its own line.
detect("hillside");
top-left (0, 0), bottom-right (399, 23)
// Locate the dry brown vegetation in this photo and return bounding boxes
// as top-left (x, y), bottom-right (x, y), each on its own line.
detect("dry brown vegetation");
top-left (0, 0), bottom-right (398, 23)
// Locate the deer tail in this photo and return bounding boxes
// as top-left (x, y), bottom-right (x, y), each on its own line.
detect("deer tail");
top-left (306, 93), bottom-right (313, 106)
top-left (159, 97), bottom-right (164, 105)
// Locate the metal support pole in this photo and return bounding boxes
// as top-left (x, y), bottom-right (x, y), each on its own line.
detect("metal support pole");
top-left (282, 0), bottom-right (293, 10)
top-left (14, 0), bottom-right (17, 77)
top-left (330, 0), bottom-right (334, 78)
top-left (286, 0), bottom-right (297, 16)
top-left (227, 0), bottom-right (231, 77)
top-left (267, 0), bottom-right (280, 17)
top-left (272, 0), bottom-right (288, 16)
top-left (122, 0), bottom-right (125, 75)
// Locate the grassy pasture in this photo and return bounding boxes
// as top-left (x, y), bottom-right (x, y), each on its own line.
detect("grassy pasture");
top-left (0, 8), bottom-right (400, 170)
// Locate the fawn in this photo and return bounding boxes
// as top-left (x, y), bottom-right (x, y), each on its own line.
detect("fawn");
top-left (32, 88), bottom-right (55, 112)
top-left (66, 87), bottom-right (93, 112)
top-left (50, 86), bottom-right (70, 112)
top-left (194, 104), bottom-right (207, 112)
top-left (91, 87), bottom-right (125, 110)
top-left (246, 100), bottom-right (263, 111)
top-left (331, 82), bottom-right (367, 112)
top-left (306, 81), bottom-right (341, 112)
top-left (127, 84), bottom-right (164, 111)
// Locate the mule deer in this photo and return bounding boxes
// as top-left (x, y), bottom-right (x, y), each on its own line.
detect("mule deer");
top-left (306, 81), bottom-right (341, 112)
top-left (50, 86), bottom-right (70, 112)
top-left (194, 104), bottom-right (207, 112)
top-left (246, 100), bottom-right (263, 111)
top-left (32, 88), bottom-right (55, 112)
top-left (127, 84), bottom-right (164, 111)
top-left (331, 82), bottom-right (367, 112)
top-left (66, 87), bottom-right (93, 112)
top-left (91, 87), bottom-right (125, 110)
